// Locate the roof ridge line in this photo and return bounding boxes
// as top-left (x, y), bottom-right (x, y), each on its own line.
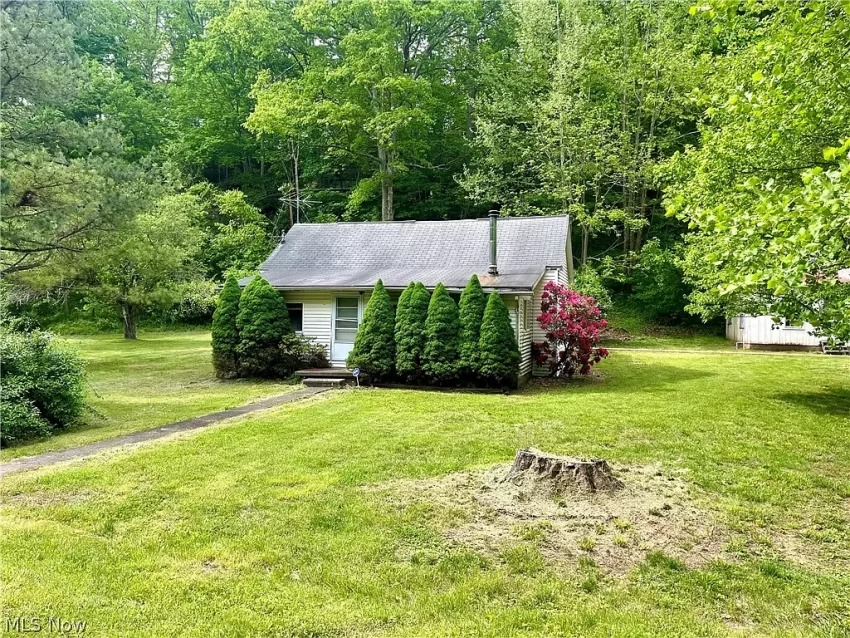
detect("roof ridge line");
top-left (290, 215), bottom-right (569, 228)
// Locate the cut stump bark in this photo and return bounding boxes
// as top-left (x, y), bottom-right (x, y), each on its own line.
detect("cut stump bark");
top-left (505, 448), bottom-right (623, 493)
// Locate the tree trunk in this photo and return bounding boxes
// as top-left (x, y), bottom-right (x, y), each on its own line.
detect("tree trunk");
top-left (121, 302), bottom-right (137, 340)
top-left (505, 448), bottom-right (623, 492)
top-left (293, 143), bottom-right (301, 224)
top-left (379, 144), bottom-right (394, 221)
top-left (580, 223), bottom-right (589, 267)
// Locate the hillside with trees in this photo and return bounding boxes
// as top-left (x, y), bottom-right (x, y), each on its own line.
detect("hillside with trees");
top-left (2, 0), bottom-right (847, 340)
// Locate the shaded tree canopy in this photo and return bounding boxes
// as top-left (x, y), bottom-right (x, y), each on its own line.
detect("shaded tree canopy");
top-left (2, 0), bottom-right (846, 339)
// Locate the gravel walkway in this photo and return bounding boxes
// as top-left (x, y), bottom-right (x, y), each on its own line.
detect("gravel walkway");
top-left (0, 387), bottom-right (330, 477)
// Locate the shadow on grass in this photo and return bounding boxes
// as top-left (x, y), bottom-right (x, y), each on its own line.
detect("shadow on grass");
top-left (773, 388), bottom-right (850, 417)
top-left (522, 365), bottom-right (714, 396)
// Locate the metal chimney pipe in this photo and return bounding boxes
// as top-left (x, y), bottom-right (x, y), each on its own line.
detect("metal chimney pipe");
top-left (488, 210), bottom-right (499, 275)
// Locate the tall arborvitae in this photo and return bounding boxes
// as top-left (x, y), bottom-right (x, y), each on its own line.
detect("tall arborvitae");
top-left (458, 274), bottom-right (487, 381)
top-left (422, 283), bottom-right (461, 384)
top-left (347, 279), bottom-right (396, 380)
top-left (478, 292), bottom-right (520, 387)
top-left (235, 276), bottom-right (292, 377)
top-left (211, 274), bottom-right (242, 378)
top-left (395, 282), bottom-right (430, 381)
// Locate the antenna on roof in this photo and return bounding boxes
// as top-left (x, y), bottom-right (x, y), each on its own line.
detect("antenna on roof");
top-left (278, 187), bottom-right (319, 225)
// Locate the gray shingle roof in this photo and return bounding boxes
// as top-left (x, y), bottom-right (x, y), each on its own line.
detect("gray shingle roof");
top-left (255, 215), bottom-right (569, 292)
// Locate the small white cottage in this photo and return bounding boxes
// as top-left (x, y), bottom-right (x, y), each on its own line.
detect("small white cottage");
top-left (250, 213), bottom-right (572, 382)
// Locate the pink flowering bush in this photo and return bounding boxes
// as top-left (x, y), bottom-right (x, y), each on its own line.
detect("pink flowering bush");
top-left (532, 281), bottom-right (609, 377)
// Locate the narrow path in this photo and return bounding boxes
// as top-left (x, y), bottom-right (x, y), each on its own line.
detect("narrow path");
top-left (0, 387), bottom-right (330, 477)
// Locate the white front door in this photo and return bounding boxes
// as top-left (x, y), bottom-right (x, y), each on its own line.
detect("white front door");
top-left (331, 296), bottom-right (360, 363)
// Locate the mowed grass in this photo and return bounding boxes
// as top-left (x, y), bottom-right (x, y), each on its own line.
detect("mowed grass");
top-left (1, 335), bottom-right (849, 636)
top-left (1, 331), bottom-right (294, 460)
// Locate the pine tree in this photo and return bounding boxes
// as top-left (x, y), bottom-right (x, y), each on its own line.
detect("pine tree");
top-left (478, 292), bottom-right (520, 387)
top-left (422, 283), bottom-right (461, 384)
top-left (458, 274), bottom-right (486, 381)
top-left (211, 274), bottom-right (242, 378)
top-left (235, 276), bottom-right (292, 377)
top-left (347, 279), bottom-right (396, 380)
top-left (395, 282), bottom-right (431, 381)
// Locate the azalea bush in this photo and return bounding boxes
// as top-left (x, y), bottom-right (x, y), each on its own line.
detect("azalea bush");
top-left (532, 281), bottom-right (609, 378)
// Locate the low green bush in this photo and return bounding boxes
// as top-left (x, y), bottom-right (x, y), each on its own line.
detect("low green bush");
top-left (574, 266), bottom-right (613, 313)
top-left (280, 333), bottom-right (330, 375)
top-left (0, 330), bottom-right (87, 446)
top-left (632, 238), bottom-right (689, 323)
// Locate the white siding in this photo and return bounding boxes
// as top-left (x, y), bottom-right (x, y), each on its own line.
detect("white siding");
top-left (283, 290), bottom-right (333, 354)
top-left (531, 267), bottom-right (565, 376)
top-left (726, 315), bottom-right (821, 347)
top-left (504, 295), bottom-right (533, 381)
top-left (282, 290), bottom-right (371, 366)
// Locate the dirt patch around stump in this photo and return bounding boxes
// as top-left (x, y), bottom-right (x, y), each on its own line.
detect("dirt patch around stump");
top-left (374, 461), bottom-right (729, 575)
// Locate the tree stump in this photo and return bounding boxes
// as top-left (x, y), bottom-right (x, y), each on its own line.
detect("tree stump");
top-left (505, 448), bottom-right (623, 493)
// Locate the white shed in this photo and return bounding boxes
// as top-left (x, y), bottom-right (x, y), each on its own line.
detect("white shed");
top-left (726, 315), bottom-right (822, 349)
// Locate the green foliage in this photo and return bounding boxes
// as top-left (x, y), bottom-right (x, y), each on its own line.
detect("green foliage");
top-left (631, 239), bottom-right (688, 323)
top-left (83, 193), bottom-right (204, 339)
top-left (280, 333), bottom-right (329, 377)
top-left (347, 280), bottom-right (396, 380)
top-left (247, 0), bottom-right (484, 221)
top-left (188, 184), bottom-right (272, 280)
top-left (573, 267), bottom-right (613, 314)
top-left (0, 1), bottom-right (166, 278)
top-left (666, 1), bottom-right (850, 340)
top-left (0, 329), bottom-right (87, 445)
top-left (478, 292), bottom-right (520, 387)
top-left (462, 0), bottom-right (704, 264)
top-left (211, 275), bottom-right (241, 379)
top-left (458, 275), bottom-right (487, 379)
top-left (235, 277), bottom-right (292, 378)
top-left (395, 282), bottom-right (431, 382)
top-left (422, 283), bottom-right (461, 384)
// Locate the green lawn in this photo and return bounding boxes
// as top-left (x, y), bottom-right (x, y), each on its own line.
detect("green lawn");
top-left (2, 334), bottom-right (849, 636)
top-left (0, 331), bottom-right (295, 460)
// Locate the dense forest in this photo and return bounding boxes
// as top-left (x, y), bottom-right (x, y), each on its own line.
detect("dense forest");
top-left (1, 0), bottom-right (848, 340)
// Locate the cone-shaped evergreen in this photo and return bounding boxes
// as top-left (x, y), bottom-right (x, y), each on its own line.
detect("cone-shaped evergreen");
top-left (236, 276), bottom-right (292, 377)
top-left (395, 282), bottom-right (430, 381)
top-left (458, 274), bottom-right (486, 380)
top-left (347, 279), bottom-right (396, 380)
top-left (211, 275), bottom-right (242, 378)
top-left (422, 283), bottom-right (461, 383)
top-left (478, 292), bottom-right (520, 387)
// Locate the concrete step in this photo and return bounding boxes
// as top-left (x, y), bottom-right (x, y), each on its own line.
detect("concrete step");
top-left (303, 377), bottom-right (351, 388)
top-left (295, 368), bottom-right (355, 379)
